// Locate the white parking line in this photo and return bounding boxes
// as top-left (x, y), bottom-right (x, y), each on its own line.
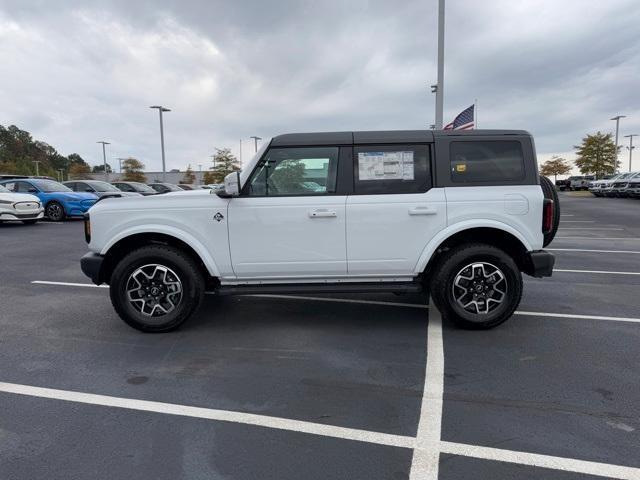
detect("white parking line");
top-left (555, 237), bottom-right (639, 241)
top-left (554, 269), bottom-right (640, 276)
top-left (440, 442), bottom-right (640, 480)
top-left (409, 300), bottom-right (443, 480)
top-left (560, 220), bottom-right (595, 223)
top-left (548, 248), bottom-right (640, 254)
top-left (560, 214), bottom-right (575, 217)
top-left (20, 282), bottom-right (640, 476)
top-left (2, 380), bottom-right (639, 479)
top-left (0, 381), bottom-right (414, 449)
top-left (30, 281), bottom-right (640, 323)
top-left (558, 228), bottom-right (625, 231)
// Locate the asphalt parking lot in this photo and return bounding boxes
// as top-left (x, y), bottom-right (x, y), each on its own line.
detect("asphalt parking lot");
top-left (1, 192), bottom-right (639, 480)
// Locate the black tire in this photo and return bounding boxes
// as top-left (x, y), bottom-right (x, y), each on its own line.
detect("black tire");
top-left (109, 245), bottom-right (205, 332)
top-left (45, 201), bottom-right (66, 222)
top-left (540, 175), bottom-right (560, 247)
top-left (22, 219), bottom-right (39, 225)
top-left (430, 243), bottom-right (523, 329)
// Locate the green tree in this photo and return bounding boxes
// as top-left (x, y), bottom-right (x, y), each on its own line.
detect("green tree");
top-left (68, 162), bottom-right (92, 179)
top-left (540, 156), bottom-right (572, 182)
top-left (206, 148), bottom-right (241, 184)
top-left (92, 163), bottom-right (113, 173)
top-left (574, 132), bottom-right (618, 178)
top-left (181, 164), bottom-right (196, 184)
top-left (121, 157), bottom-right (147, 182)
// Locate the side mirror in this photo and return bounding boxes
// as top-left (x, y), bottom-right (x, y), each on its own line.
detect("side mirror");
top-left (221, 172), bottom-right (241, 197)
top-left (85, 187), bottom-right (94, 192)
top-left (28, 188), bottom-right (37, 193)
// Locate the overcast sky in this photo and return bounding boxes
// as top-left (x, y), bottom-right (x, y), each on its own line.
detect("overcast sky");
top-left (1, 0), bottom-right (639, 172)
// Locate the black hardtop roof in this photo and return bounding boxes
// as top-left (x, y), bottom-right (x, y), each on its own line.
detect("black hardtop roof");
top-left (271, 129), bottom-right (531, 146)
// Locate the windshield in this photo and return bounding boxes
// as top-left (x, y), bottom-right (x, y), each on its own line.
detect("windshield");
top-left (131, 182), bottom-right (156, 192)
top-left (89, 181), bottom-right (121, 192)
top-left (0, 184), bottom-right (9, 193)
top-left (33, 179), bottom-right (72, 192)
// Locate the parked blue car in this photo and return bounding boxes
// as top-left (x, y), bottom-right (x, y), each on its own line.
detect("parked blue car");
top-left (0, 178), bottom-right (97, 221)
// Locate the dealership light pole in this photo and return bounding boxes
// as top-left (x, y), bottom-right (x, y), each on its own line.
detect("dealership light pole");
top-left (150, 105), bottom-right (171, 182)
top-left (434, 0), bottom-right (445, 129)
top-left (611, 115), bottom-right (626, 173)
top-left (239, 139), bottom-right (243, 166)
top-left (58, 169), bottom-right (64, 182)
top-left (198, 164), bottom-right (202, 185)
top-left (624, 134), bottom-right (637, 172)
top-left (97, 141), bottom-right (110, 181)
top-left (32, 160), bottom-right (41, 176)
top-left (250, 136), bottom-right (261, 153)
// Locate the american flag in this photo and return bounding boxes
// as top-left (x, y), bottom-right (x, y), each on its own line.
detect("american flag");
top-left (443, 105), bottom-right (475, 130)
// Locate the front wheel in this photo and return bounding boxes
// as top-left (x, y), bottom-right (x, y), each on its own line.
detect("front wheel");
top-left (430, 243), bottom-right (523, 329)
top-left (45, 201), bottom-right (66, 221)
top-left (109, 245), bottom-right (205, 332)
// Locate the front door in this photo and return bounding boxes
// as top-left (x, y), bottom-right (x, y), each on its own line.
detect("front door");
top-left (228, 146), bottom-right (347, 279)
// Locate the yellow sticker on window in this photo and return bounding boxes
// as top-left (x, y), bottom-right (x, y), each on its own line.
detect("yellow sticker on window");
top-left (456, 164), bottom-right (467, 172)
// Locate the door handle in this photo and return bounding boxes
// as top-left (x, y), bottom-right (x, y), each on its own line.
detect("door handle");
top-left (309, 208), bottom-right (337, 218)
top-left (408, 206), bottom-right (437, 216)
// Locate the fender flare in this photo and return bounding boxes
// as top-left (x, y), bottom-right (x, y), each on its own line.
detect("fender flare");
top-left (413, 220), bottom-right (534, 274)
top-left (101, 224), bottom-right (221, 277)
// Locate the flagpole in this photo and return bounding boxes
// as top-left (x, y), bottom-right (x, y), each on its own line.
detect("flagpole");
top-left (474, 98), bottom-right (478, 129)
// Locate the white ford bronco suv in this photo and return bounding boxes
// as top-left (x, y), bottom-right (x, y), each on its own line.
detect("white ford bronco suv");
top-left (81, 130), bottom-right (558, 332)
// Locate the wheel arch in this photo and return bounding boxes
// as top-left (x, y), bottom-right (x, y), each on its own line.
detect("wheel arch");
top-left (99, 228), bottom-right (220, 286)
top-left (416, 223), bottom-right (533, 277)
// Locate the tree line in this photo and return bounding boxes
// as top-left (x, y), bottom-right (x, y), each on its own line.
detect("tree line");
top-left (0, 123), bottom-right (241, 184)
top-left (0, 124), bottom-right (91, 180)
top-left (540, 132), bottom-right (620, 181)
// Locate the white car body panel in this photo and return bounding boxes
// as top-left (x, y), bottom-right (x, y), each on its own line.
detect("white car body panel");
top-left (227, 195), bottom-right (347, 279)
top-left (346, 189), bottom-right (447, 275)
top-left (89, 191), bottom-right (230, 277)
top-left (0, 191), bottom-right (44, 221)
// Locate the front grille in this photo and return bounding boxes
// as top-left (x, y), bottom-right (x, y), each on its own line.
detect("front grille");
top-left (14, 201), bottom-right (40, 211)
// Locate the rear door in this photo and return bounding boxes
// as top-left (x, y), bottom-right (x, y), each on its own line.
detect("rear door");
top-left (228, 146), bottom-right (348, 279)
top-left (346, 143), bottom-right (446, 275)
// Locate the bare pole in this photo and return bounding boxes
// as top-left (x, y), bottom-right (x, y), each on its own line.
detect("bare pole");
top-left (435, 0), bottom-right (445, 129)
top-left (611, 115), bottom-right (626, 173)
top-left (624, 134), bottom-right (637, 172)
top-left (239, 139), bottom-right (243, 167)
top-left (32, 160), bottom-right (41, 176)
top-left (474, 98), bottom-right (478, 128)
top-left (250, 136), bottom-right (261, 153)
top-left (150, 106), bottom-right (171, 182)
top-left (198, 164), bottom-right (202, 185)
top-left (97, 141), bottom-right (110, 181)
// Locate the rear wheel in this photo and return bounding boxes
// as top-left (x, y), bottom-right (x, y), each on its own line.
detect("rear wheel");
top-left (110, 245), bottom-right (205, 332)
top-left (430, 243), bottom-right (522, 329)
top-left (45, 201), bottom-right (66, 222)
top-left (540, 175), bottom-right (560, 247)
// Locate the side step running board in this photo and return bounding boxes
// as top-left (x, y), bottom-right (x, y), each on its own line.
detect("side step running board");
top-left (216, 281), bottom-right (423, 296)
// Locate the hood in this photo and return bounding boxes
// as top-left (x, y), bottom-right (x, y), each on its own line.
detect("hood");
top-left (0, 192), bottom-right (40, 203)
top-left (54, 191), bottom-right (97, 201)
top-left (90, 188), bottom-right (222, 213)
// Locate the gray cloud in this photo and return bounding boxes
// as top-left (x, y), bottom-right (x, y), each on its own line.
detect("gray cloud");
top-left (0, 0), bottom-right (639, 172)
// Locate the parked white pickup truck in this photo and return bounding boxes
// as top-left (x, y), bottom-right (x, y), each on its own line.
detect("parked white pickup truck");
top-left (81, 130), bottom-right (557, 332)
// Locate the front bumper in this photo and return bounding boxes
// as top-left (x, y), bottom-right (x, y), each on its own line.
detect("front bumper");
top-left (0, 210), bottom-right (44, 220)
top-left (524, 250), bottom-right (555, 278)
top-left (81, 252), bottom-right (105, 285)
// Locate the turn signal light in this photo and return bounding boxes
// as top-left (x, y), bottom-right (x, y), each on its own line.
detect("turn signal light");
top-left (84, 213), bottom-right (91, 244)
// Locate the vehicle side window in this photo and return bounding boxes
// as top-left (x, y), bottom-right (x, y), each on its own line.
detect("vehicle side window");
top-left (353, 144), bottom-right (431, 195)
top-left (116, 183), bottom-right (134, 192)
top-left (450, 141), bottom-right (525, 183)
top-left (16, 181), bottom-right (35, 193)
top-left (247, 147), bottom-right (339, 196)
top-left (79, 183), bottom-right (93, 192)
